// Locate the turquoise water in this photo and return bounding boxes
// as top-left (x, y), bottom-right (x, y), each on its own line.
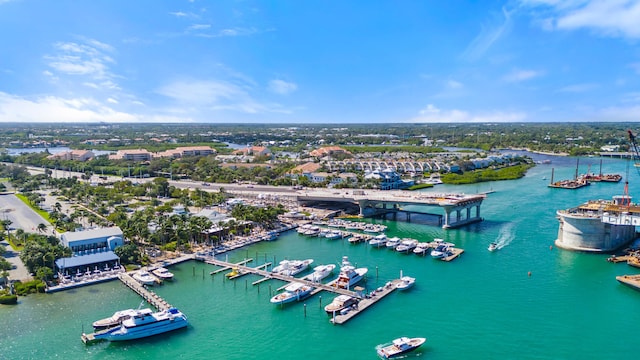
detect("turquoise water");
top-left (2, 155), bottom-right (640, 359)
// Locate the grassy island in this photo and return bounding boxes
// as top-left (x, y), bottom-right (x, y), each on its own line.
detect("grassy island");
top-left (441, 164), bottom-right (534, 185)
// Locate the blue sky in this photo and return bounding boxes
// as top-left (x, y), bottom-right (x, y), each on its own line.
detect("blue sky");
top-left (1, 0), bottom-right (640, 124)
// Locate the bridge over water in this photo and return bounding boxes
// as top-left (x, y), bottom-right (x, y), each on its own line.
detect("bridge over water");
top-left (295, 189), bottom-right (486, 229)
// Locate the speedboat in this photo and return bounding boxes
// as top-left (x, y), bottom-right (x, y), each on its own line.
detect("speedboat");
top-left (488, 242), bottom-right (498, 252)
top-left (269, 282), bottom-right (314, 305)
top-left (324, 294), bottom-right (359, 316)
top-left (368, 234), bottom-right (387, 247)
top-left (301, 264), bottom-right (336, 282)
top-left (376, 337), bottom-right (426, 359)
top-left (325, 230), bottom-right (343, 240)
top-left (271, 259), bottom-right (314, 276)
top-left (385, 237), bottom-right (401, 249)
top-left (87, 308), bottom-right (188, 342)
top-left (396, 276), bottom-right (416, 291)
top-left (430, 244), bottom-right (450, 259)
top-left (132, 270), bottom-right (156, 285)
top-left (152, 267), bottom-right (174, 280)
top-left (225, 267), bottom-right (241, 278)
top-left (92, 308), bottom-right (152, 330)
top-left (413, 242), bottom-right (430, 255)
top-left (333, 256), bottom-right (368, 290)
top-left (395, 239), bottom-right (418, 253)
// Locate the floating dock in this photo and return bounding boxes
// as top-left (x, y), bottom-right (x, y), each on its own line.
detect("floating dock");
top-left (442, 248), bottom-right (464, 262)
top-left (329, 279), bottom-right (401, 325)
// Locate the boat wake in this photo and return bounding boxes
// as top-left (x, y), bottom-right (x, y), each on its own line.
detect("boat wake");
top-left (494, 223), bottom-right (515, 250)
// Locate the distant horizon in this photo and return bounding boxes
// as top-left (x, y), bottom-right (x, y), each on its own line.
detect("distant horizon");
top-left (2, 1), bottom-right (640, 124)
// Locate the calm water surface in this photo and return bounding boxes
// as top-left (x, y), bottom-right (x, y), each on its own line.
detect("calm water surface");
top-left (2, 156), bottom-right (640, 359)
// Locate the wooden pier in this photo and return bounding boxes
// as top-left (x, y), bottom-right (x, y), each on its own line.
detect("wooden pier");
top-left (442, 248), bottom-right (464, 262)
top-left (118, 272), bottom-right (172, 311)
top-left (329, 279), bottom-right (401, 325)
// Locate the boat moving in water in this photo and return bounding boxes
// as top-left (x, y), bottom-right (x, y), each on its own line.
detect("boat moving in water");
top-left (488, 242), bottom-right (498, 252)
top-left (376, 337), bottom-right (426, 359)
top-left (84, 308), bottom-right (188, 342)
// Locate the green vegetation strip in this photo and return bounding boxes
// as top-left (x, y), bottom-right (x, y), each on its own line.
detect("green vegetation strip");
top-left (441, 164), bottom-right (534, 184)
top-left (405, 183), bottom-right (434, 191)
top-left (14, 193), bottom-right (53, 224)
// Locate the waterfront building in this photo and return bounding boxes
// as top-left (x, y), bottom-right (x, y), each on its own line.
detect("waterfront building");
top-left (108, 149), bottom-right (153, 162)
top-left (232, 145), bottom-right (272, 157)
top-left (364, 169), bottom-right (414, 190)
top-left (156, 146), bottom-right (216, 158)
top-left (47, 149), bottom-right (94, 162)
top-left (55, 227), bottom-right (124, 274)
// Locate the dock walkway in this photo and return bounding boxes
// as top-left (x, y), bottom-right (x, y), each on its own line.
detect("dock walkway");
top-left (330, 279), bottom-right (400, 325)
top-left (118, 272), bottom-right (172, 311)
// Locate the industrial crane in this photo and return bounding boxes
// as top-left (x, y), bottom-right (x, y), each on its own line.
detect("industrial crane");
top-left (627, 130), bottom-right (640, 172)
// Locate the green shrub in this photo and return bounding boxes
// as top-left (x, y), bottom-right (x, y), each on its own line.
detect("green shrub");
top-left (0, 294), bottom-right (18, 304)
top-left (13, 279), bottom-right (45, 295)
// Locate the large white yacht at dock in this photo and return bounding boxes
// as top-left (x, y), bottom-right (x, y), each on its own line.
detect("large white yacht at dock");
top-left (84, 308), bottom-right (188, 342)
top-left (301, 264), bottom-right (336, 282)
top-left (271, 259), bottom-right (314, 276)
top-left (92, 308), bottom-right (152, 330)
top-left (269, 282), bottom-right (314, 305)
top-left (333, 256), bottom-right (367, 290)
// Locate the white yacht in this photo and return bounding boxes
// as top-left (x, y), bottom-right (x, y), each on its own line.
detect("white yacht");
top-left (151, 267), bottom-right (174, 281)
top-left (301, 264), bottom-right (336, 282)
top-left (395, 239), bottom-right (418, 253)
top-left (333, 256), bottom-right (367, 290)
top-left (368, 234), bottom-right (387, 247)
top-left (488, 242), bottom-right (498, 252)
top-left (377, 337), bottom-right (426, 359)
top-left (269, 282), bottom-right (314, 305)
top-left (92, 308), bottom-right (152, 330)
top-left (385, 237), bottom-right (401, 249)
top-left (271, 259), bottom-right (314, 276)
top-left (132, 270), bottom-right (156, 285)
top-left (430, 244), bottom-right (451, 259)
top-left (325, 230), bottom-right (343, 240)
top-left (87, 308), bottom-right (188, 342)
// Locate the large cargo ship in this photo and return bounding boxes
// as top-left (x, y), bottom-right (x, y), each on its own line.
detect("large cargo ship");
top-left (556, 195), bottom-right (638, 252)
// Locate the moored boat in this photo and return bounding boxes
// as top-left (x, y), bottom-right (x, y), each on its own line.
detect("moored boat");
top-left (269, 282), bottom-right (314, 305)
top-left (301, 264), bottom-right (336, 282)
top-left (86, 308), bottom-right (188, 342)
top-left (92, 308), bottom-right (152, 330)
top-left (396, 276), bottom-right (416, 291)
top-left (385, 237), bottom-right (401, 249)
top-left (333, 256), bottom-right (367, 290)
top-left (413, 242), bottom-right (430, 255)
top-left (152, 267), bottom-right (174, 280)
top-left (430, 244), bottom-right (451, 259)
top-left (271, 259), bottom-right (314, 276)
top-left (132, 270), bottom-right (156, 285)
top-left (368, 234), bottom-right (387, 247)
top-left (395, 239), bottom-right (418, 253)
top-left (376, 337), bottom-right (426, 359)
top-left (324, 294), bottom-right (359, 316)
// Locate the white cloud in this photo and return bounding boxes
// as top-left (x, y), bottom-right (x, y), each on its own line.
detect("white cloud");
top-left (170, 11), bottom-right (187, 17)
top-left (522, 0), bottom-right (640, 39)
top-left (503, 69), bottom-right (544, 82)
top-left (44, 39), bottom-right (116, 81)
top-left (156, 79), bottom-right (294, 114)
top-left (461, 7), bottom-right (513, 61)
top-left (412, 104), bottom-right (526, 123)
top-left (446, 80), bottom-right (464, 89)
top-left (107, 98), bottom-right (118, 104)
top-left (188, 24), bottom-right (211, 31)
top-left (268, 79), bottom-right (297, 95)
top-left (558, 83), bottom-right (598, 92)
top-left (0, 92), bottom-right (137, 123)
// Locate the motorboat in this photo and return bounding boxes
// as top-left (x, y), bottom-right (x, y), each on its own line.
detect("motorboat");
top-left (488, 242), bottom-right (498, 252)
top-left (396, 276), bottom-right (416, 291)
top-left (225, 267), bottom-right (241, 278)
top-left (395, 239), bottom-right (418, 253)
top-left (301, 264), bottom-right (336, 282)
top-left (324, 294), bottom-right (360, 316)
top-left (412, 242), bottom-right (430, 255)
top-left (376, 337), bottom-right (426, 359)
top-left (325, 230), bottom-right (343, 240)
top-left (152, 267), bottom-right (174, 281)
top-left (430, 244), bottom-right (451, 259)
top-left (385, 237), bottom-right (401, 249)
top-left (368, 234), bottom-right (387, 247)
top-left (348, 234), bottom-right (365, 244)
top-left (333, 256), bottom-right (368, 290)
top-left (92, 308), bottom-right (152, 330)
top-left (271, 259), bottom-right (314, 276)
top-left (86, 308), bottom-right (188, 342)
top-left (297, 224), bottom-right (313, 234)
top-left (269, 282), bottom-right (314, 305)
top-left (132, 270), bottom-right (156, 285)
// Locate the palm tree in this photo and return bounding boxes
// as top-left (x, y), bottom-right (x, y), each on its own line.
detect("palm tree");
top-left (37, 223), bottom-right (47, 234)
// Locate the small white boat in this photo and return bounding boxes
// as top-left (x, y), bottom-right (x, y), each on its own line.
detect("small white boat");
top-left (152, 267), bottom-right (174, 280)
top-left (132, 270), bottom-right (156, 285)
top-left (396, 276), bottom-right (416, 291)
top-left (488, 242), bottom-right (498, 252)
top-left (412, 242), bottom-right (430, 255)
top-left (368, 234), bottom-right (387, 247)
top-left (270, 282), bottom-right (314, 305)
top-left (325, 230), bottom-right (343, 240)
top-left (377, 337), bottom-right (426, 359)
top-left (385, 237), bottom-right (401, 249)
top-left (430, 244), bottom-right (450, 259)
top-left (395, 239), bottom-right (418, 253)
top-left (302, 264), bottom-right (336, 282)
top-left (324, 294), bottom-right (360, 316)
top-left (271, 259), bottom-right (314, 276)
